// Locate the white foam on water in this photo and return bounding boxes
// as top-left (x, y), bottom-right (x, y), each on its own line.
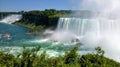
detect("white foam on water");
top-left (30, 38), bottom-right (49, 43)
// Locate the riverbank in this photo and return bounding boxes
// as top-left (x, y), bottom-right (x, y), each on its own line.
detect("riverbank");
top-left (14, 22), bottom-right (45, 35)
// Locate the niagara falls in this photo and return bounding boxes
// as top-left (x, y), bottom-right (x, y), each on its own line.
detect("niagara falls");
top-left (0, 0), bottom-right (120, 66)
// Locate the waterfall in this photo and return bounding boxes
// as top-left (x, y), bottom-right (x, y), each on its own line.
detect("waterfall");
top-left (0, 14), bottom-right (22, 24)
top-left (56, 17), bottom-right (120, 49)
top-left (57, 18), bottom-right (120, 38)
top-left (56, 17), bottom-right (120, 62)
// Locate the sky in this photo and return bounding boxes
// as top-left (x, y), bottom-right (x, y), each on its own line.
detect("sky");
top-left (0, 0), bottom-right (79, 12)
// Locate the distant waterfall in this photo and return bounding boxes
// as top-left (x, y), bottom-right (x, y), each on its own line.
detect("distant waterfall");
top-left (57, 18), bottom-right (120, 37)
top-left (0, 14), bottom-right (22, 24)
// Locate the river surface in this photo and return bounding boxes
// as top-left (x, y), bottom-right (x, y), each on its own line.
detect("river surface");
top-left (0, 22), bottom-right (91, 56)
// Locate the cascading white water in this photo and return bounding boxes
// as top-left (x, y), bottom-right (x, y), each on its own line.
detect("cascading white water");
top-left (0, 14), bottom-right (22, 24)
top-left (57, 18), bottom-right (120, 37)
top-left (56, 17), bottom-right (120, 62)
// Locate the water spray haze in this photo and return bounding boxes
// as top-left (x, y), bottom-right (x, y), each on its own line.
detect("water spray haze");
top-left (80, 0), bottom-right (120, 18)
top-left (49, 31), bottom-right (79, 42)
top-left (70, 0), bottom-right (120, 62)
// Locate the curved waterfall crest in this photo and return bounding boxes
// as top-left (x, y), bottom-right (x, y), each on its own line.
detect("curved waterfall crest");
top-left (56, 17), bottom-right (120, 62)
top-left (57, 17), bottom-right (120, 37)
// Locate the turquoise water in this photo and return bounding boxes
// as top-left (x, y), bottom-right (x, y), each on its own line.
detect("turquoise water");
top-left (0, 22), bottom-right (92, 57)
top-left (0, 23), bottom-right (34, 45)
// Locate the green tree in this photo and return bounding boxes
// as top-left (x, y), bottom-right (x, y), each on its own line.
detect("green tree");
top-left (64, 46), bottom-right (80, 64)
